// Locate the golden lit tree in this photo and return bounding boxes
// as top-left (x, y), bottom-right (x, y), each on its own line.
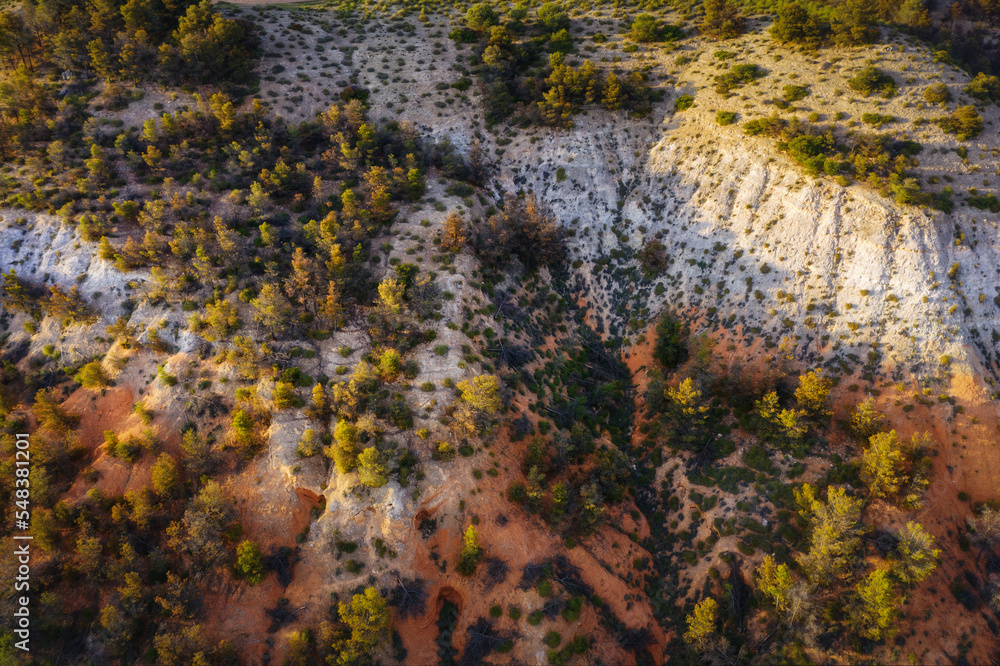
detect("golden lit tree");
top-left (859, 430), bottom-right (905, 498)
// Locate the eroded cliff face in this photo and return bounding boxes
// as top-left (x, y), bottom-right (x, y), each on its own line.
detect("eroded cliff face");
top-left (492, 110), bottom-right (1000, 390)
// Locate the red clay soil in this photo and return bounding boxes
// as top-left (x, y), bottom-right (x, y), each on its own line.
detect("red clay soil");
top-left (392, 423), bottom-right (668, 665)
top-left (59, 385), bottom-right (155, 501)
top-left (200, 458), bottom-right (319, 663)
top-left (631, 320), bottom-right (1000, 664)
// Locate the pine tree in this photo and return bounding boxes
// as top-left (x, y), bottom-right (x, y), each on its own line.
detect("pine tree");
top-left (87, 38), bottom-right (115, 78)
top-left (849, 569), bottom-right (897, 640)
top-left (454, 375), bottom-right (502, 436)
top-left (75, 360), bottom-right (108, 388)
top-left (701, 0), bottom-right (744, 38)
top-left (849, 397), bottom-right (886, 441)
top-left (151, 453), bottom-right (180, 496)
top-left (441, 211), bottom-right (466, 252)
top-left (181, 429), bottom-right (216, 479)
top-left (795, 484), bottom-right (864, 584)
top-left (755, 555), bottom-right (794, 613)
top-left (231, 409), bottom-right (254, 448)
top-left (357, 447), bottom-right (389, 487)
top-left (209, 92), bottom-right (236, 131)
top-left (457, 525), bottom-right (483, 575)
top-left (329, 419), bottom-right (359, 474)
top-left (892, 522), bottom-right (939, 585)
top-left (860, 430), bottom-right (905, 498)
top-left (235, 540), bottom-right (266, 585)
top-left (286, 246), bottom-right (318, 315)
top-left (683, 597), bottom-right (718, 650)
top-left (377, 276), bottom-right (405, 314)
top-left (251, 283), bottom-right (289, 336)
top-left (602, 73), bottom-right (623, 110)
top-left (337, 588), bottom-right (391, 664)
top-left (896, 0), bottom-right (930, 28)
top-left (666, 378), bottom-right (709, 444)
top-left (794, 369), bottom-right (832, 420)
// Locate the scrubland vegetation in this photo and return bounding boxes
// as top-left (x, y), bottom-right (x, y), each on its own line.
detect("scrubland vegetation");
top-left (0, 0), bottom-right (998, 662)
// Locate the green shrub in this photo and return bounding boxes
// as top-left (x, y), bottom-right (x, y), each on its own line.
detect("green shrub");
top-left (674, 94), bottom-right (694, 111)
top-left (861, 112), bottom-right (894, 127)
top-left (715, 64), bottom-right (765, 94)
top-left (75, 361), bottom-right (108, 388)
top-left (742, 444), bottom-right (774, 473)
top-left (967, 194), bottom-right (1000, 212)
top-left (782, 84), bottom-right (809, 102)
top-left (935, 106), bottom-right (984, 141)
top-left (743, 116), bottom-right (787, 137)
top-left (562, 596), bottom-right (583, 622)
top-left (715, 110), bottom-right (737, 126)
top-left (847, 66), bottom-right (897, 97)
top-left (923, 83), bottom-right (951, 106)
top-left (964, 73), bottom-right (1000, 102)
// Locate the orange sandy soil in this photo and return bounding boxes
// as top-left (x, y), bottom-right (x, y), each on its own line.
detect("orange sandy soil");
top-left (395, 427), bottom-right (667, 666)
top-left (42, 318), bottom-right (1000, 664)
top-left (60, 384), bottom-right (153, 501)
top-left (870, 370), bottom-right (1000, 665)
top-left (257, 422), bottom-right (669, 665)
top-left (628, 319), bottom-right (1000, 664)
top-left (200, 458), bottom-right (319, 663)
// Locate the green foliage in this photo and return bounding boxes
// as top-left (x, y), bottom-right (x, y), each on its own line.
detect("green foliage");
top-left (892, 522), bottom-right (939, 585)
top-left (831, 0), bottom-right (879, 46)
top-left (454, 374), bottom-right (503, 437)
top-left (770, 2), bottom-right (828, 48)
top-left (755, 555), bottom-right (794, 613)
top-left (783, 85), bottom-right (810, 102)
top-left (744, 116), bottom-right (788, 137)
top-left (795, 484), bottom-right (863, 585)
top-left (968, 193), bottom-right (1000, 212)
top-left (714, 64), bottom-right (765, 94)
top-left (457, 525), bottom-right (483, 576)
top-left (674, 94), bottom-right (695, 111)
top-left (861, 112), bottom-right (894, 127)
top-left (742, 444), bottom-right (775, 472)
top-left (923, 83), bottom-right (952, 105)
top-left (665, 378), bottom-right (709, 444)
top-left (75, 361), bottom-right (109, 388)
top-left (859, 431), bottom-right (905, 498)
top-left (934, 105), bottom-right (984, 140)
top-left (964, 73), bottom-right (1000, 102)
top-left (653, 313), bottom-right (688, 369)
top-left (849, 397), bottom-right (886, 442)
top-left (847, 66), bottom-right (897, 97)
top-left (715, 110), bottom-right (737, 126)
top-left (272, 381), bottom-right (299, 409)
top-left (848, 569), bottom-right (897, 640)
top-left (683, 597), bottom-right (718, 649)
top-left (235, 540), bottom-right (266, 585)
top-left (701, 0), bottom-right (745, 39)
top-left (166, 480), bottom-right (235, 570)
top-left (464, 11), bottom-right (660, 127)
top-left (357, 447), bottom-right (389, 488)
top-left (337, 588), bottom-right (391, 664)
top-left (465, 3), bottom-right (499, 31)
top-left (630, 14), bottom-right (683, 43)
top-left (151, 453), bottom-right (180, 496)
top-left (794, 370), bottom-right (832, 420)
